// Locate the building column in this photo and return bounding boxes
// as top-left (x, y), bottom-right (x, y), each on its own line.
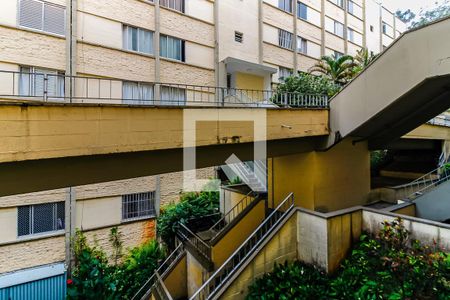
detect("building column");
top-left (320, 0), bottom-right (325, 56)
top-left (65, 0), bottom-right (77, 103)
top-left (379, 3), bottom-right (383, 51)
top-left (65, 187), bottom-right (76, 274)
top-left (155, 175), bottom-right (161, 216)
top-left (258, 0), bottom-right (263, 65)
top-left (155, 0), bottom-right (161, 101)
top-left (344, 0), bottom-right (349, 54)
top-left (362, 0), bottom-right (367, 48)
top-left (293, 0), bottom-right (298, 73)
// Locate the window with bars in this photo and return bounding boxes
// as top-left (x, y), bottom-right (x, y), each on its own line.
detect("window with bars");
top-left (122, 192), bottom-right (156, 221)
top-left (122, 81), bottom-right (154, 104)
top-left (334, 20), bottom-right (344, 37)
top-left (278, 0), bottom-right (292, 13)
top-left (160, 34), bottom-right (185, 62)
top-left (278, 29), bottom-right (293, 50)
top-left (19, 66), bottom-right (65, 98)
top-left (19, 0), bottom-right (65, 36)
top-left (297, 36), bottom-right (307, 54)
top-left (18, 202), bottom-right (65, 237)
top-left (123, 25), bottom-right (154, 55)
top-left (297, 2), bottom-right (308, 20)
top-left (160, 0), bottom-right (185, 13)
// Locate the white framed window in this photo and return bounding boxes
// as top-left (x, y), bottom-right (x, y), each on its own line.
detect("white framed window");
top-left (278, 29), bottom-right (294, 50)
top-left (123, 25), bottom-right (154, 55)
top-left (160, 34), bottom-right (185, 62)
top-left (278, 0), bottom-right (292, 13)
top-left (122, 81), bottom-right (154, 104)
top-left (347, 27), bottom-right (354, 42)
top-left (297, 2), bottom-right (308, 20)
top-left (122, 192), bottom-right (156, 221)
top-left (18, 202), bottom-right (65, 237)
top-left (334, 20), bottom-right (344, 37)
top-left (18, 0), bottom-right (65, 36)
top-left (160, 0), bottom-right (185, 13)
top-left (160, 86), bottom-right (187, 105)
top-left (19, 66), bottom-right (65, 98)
top-left (279, 67), bottom-right (293, 80)
top-left (297, 36), bottom-right (307, 54)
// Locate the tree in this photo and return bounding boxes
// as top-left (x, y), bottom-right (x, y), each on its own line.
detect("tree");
top-left (395, 9), bottom-right (416, 23)
top-left (411, 0), bottom-right (450, 28)
top-left (308, 55), bottom-right (356, 85)
top-left (353, 48), bottom-right (377, 74)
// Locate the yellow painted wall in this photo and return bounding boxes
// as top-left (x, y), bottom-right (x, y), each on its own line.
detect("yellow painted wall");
top-left (212, 200), bottom-right (265, 267)
top-left (0, 208), bottom-right (17, 243)
top-left (390, 203), bottom-right (416, 217)
top-left (164, 254), bottom-right (188, 300)
top-left (235, 72), bottom-right (265, 92)
top-left (270, 138), bottom-right (370, 212)
top-left (187, 252), bottom-right (208, 298)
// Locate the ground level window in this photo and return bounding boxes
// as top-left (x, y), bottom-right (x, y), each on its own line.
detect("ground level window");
top-left (122, 191), bottom-right (156, 220)
top-left (18, 202), bottom-right (65, 237)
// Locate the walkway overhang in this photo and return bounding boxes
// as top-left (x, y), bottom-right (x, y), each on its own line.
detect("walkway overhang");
top-left (223, 57), bottom-right (277, 76)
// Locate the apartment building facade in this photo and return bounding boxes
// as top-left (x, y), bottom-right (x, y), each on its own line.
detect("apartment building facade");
top-left (0, 0), bottom-right (405, 296)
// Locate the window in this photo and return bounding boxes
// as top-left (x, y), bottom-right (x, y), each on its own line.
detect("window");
top-left (297, 2), bottom-right (308, 20)
top-left (334, 20), bottom-right (344, 37)
top-left (160, 0), bottom-right (185, 13)
top-left (382, 22), bottom-right (387, 34)
top-left (160, 86), bottom-right (186, 105)
top-left (297, 36), bottom-right (307, 54)
top-left (122, 192), bottom-right (156, 221)
top-left (347, 0), bottom-right (354, 14)
top-left (278, 0), bottom-right (292, 13)
top-left (122, 81), bottom-right (154, 104)
top-left (347, 27), bottom-right (354, 42)
top-left (235, 31), bottom-right (243, 43)
top-left (370, 25), bottom-right (374, 32)
top-left (18, 202), bottom-right (65, 237)
top-left (19, 66), bottom-right (65, 98)
top-left (279, 67), bottom-right (293, 80)
top-left (278, 29), bottom-right (293, 50)
top-left (123, 25), bottom-right (154, 55)
top-left (160, 34), bottom-right (185, 61)
top-left (331, 0), bottom-right (344, 8)
top-left (19, 0), bottom-right (65, 36)
top-left (334, 51), bottom-right (344, 58)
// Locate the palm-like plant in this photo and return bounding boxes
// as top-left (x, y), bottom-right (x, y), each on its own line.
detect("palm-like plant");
top-left (353, 48), bottom-right (377, 74)
top-left (308, 55), bottom-right (356, 85)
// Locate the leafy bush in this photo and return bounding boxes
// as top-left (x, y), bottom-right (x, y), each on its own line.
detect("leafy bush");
top-left (247, 217), bottom-right (450, 300)
top-left (275, 72), bottom-right (341, 100)
top-left (67, 229), bottom-right (166, 299)
top-left (157, 190), bottom-right (219, 249)
top-left (370, 150), bottom-right (391, 175)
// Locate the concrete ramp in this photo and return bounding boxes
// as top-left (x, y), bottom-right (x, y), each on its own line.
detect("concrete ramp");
top-left (329, 17), bottom-right (450, 149)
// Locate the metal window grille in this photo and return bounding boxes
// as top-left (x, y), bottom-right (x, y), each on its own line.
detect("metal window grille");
top-left (297, 2), bottom-right (308, 20)
top-left (160, 0), bottom-right (185, 13)
top-left (122, 192), bottom-right (156, 220)
top-left (297, 36), bottom-right (307, 54)
top-left (18, 202), bottom-right (65, 237)
top-left (234, 31), bottom-right (243, 43)
top-left (278, 29), bottom-right (293, 50)
top-left (19, 0), bottom-right (65, 36)
top-left (278, 0), bottom-right (292, 13)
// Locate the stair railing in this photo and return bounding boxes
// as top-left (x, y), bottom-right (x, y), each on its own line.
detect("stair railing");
top-left (178, 223), bottom-right (212, 261)
top-left (208, 191), bottom-right (258, 241)
top-left (402, 165), bottom-right (450, 200)
top-left (152, 272), bottom-right (173, 300)
top-left (131, 243), bottom-right (185, 300)
top-left (190, 193), bottom-right (295, 300)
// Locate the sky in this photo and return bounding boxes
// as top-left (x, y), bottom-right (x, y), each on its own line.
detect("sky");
top-left (382, 0), bottom-right (445, 15)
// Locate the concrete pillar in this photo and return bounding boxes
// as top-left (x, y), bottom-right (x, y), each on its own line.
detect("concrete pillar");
top-left (258, 0), bottom-right (263, 65)
top-left (320, 0), bottom-right (325, 56)
top-left (155, 175), bottom-right (161, 216)
top-left (65, 187), bottom-right (76, 274)
top-left (293, 0), bottom-right (298, 73)
top-left (344, 0), bottom-right (349, 54)
top-left (155, 0), bottom-right (161, 101)
top-left (362, 0), bottom-right (367, 48)
top-left (65, 0), bottom-right (77, 102)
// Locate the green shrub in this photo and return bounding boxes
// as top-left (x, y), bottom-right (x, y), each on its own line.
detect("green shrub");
top-left (275, 72), bottom-right (341, 99)
top-left (157, 189), bottom-right (219, 249)
top-left (67, 229), bottom-right (166, 299)
top-left (246, 217), bottom-right (450, 300)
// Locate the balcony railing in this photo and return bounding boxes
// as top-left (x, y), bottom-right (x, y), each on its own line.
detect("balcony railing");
top-left (190, 193), bottom-right (295, 300)
top-left (0, 70), bottom-right (328, 108)
top-left (177, 223), bottom-right (212, 261)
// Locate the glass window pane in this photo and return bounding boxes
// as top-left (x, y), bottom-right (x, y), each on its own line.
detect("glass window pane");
top-left (18, 206), bottom-right (31, 236)
top-left (33, 203), bottom-right (54, 234)
top-left (131, 27), bottom-right (138, 51)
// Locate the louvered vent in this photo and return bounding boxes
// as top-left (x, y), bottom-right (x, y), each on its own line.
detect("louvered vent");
top-left (19, 0), bottom-right (65, 36)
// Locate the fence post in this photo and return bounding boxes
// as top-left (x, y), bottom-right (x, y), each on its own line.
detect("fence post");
top-left (43, 74), bottom-right (48, 101)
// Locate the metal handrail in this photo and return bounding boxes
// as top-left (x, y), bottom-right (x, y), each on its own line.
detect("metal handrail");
top-left (131, 243), bottom-right (185, 300)
top-left (208, 191), bottom-right (257, 241)
top-left (190, 192), bottom-right (295, 300)
top-left (152, 272), bottom-right (173, 300)
top-left (401, 165), bottom-right (450, 200)
top-left (177, 223), bottom-right (212, 261)
top-left (0, 70), bottom-right (329, 108)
